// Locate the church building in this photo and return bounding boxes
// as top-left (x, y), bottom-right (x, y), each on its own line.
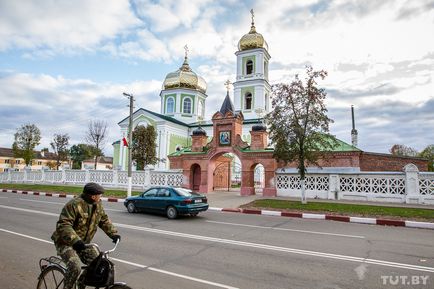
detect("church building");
top-left (113, 13), bottom-right (271, 170)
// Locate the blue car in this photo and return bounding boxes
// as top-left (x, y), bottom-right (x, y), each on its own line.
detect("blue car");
top-left (124, 186), bottom-right (209, 219)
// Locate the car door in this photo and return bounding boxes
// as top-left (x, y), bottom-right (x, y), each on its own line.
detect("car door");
top-left (136, 188), bottom-right (158, 211)
top-left (153, 188), bottom-right (171, 213)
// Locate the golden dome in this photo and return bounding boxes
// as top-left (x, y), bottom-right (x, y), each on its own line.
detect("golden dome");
top-left (163, 56), bottom-right (207, 93)
top-left (238, 10), bottom-right (268, 51)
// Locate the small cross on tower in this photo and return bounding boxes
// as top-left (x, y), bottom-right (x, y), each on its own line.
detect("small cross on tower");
top-left (250, 9), bottom-right (255, 26)
top-left (224, 80), bottom-right (232, 93)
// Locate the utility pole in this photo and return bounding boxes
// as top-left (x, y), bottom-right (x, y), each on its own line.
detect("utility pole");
top-left (123, 92), bottom-right (134, 197)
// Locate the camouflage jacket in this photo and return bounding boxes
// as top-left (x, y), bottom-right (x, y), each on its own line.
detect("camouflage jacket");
top-left (51, 194), bottom-right (118, 246)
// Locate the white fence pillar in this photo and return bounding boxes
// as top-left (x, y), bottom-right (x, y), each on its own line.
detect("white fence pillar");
top-left (85, 170), bottom-right (90, 183)
top-left (328, 175), bottom-right (339, 200)
top-left (144, 168), bottom-right (151, 187)
top-left (404, 163), bottom-right (420, 204)
top-left (61, 170), bottom-right (66, 183)
top-left (113, 170), bottom-right (119, 187)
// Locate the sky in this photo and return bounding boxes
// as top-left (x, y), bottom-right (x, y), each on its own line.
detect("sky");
top-left (0, 0), bottom-right (433, 156)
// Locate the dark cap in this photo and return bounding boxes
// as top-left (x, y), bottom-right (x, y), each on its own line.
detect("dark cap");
top-left (83, 182), bottom-right (105, 195)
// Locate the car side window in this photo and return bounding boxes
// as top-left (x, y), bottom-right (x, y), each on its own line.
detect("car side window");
top-left (143, 188), bottom-right (158, 197)
top-left (157, 189), bottom-right (170, 197)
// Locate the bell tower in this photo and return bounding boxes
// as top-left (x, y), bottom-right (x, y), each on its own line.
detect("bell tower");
top-left (233, 9), bottom-right (271, 120)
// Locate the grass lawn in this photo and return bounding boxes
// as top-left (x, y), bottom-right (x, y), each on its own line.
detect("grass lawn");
top-left (0, 183), bottom-right (143, 198)
top-left (241, 199), bottom-right (434, 221)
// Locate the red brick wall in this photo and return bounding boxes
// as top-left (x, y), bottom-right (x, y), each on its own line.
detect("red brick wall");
top-left (360, 152), bottom-right (428, 172)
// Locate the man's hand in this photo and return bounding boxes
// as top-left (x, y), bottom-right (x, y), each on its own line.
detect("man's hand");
top-left (72, 240), bottom-right (86, 252)
top-left (111, 234), bottom-right (121, 244)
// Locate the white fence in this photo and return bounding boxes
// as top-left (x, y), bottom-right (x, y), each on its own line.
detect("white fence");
top-left (276, 164), bottom-right (434, 205)
top-left (0, 168), bottom-right (184, 189)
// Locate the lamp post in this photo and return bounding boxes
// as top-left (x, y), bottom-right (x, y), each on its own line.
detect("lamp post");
top-left (123, 92), bottom-right (134, 197)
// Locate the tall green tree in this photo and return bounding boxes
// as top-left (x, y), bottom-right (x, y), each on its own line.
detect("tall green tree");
top-left (50, 133), bottom-right (70, 170)
top-left (389, 144), bottom-right (418, 157)
top-left (419, 145), bottom-right (434, 172)
top-left (69, 144), bottom-right (99, 169)
top-left (12, 123), bottom-right (41, 167)
top-left (265, 66), bottom-right (337, 204)
top-left (132, 125), bottom-right (159, 170)
top-left (85, 120), bottom-right (107, 169)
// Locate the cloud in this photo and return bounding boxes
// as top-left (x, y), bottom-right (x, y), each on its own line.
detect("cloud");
top-left (0, 72), bottom-right (161, 154)
top-left (0, 0), bottom-right (141, 54)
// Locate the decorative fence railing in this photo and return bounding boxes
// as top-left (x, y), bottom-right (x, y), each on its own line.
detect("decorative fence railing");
top-left (275, 164), bottom-right (434, 205)
top-left (0, 168), bottom-right (184, 189)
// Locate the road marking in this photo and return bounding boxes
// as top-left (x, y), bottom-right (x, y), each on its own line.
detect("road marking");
top-left (0, 196), bottom-right (8, 199)
top-left (0, 204), bottom-right (58, 216)
top-left (20, 198), bottom-right (65, 205)
top-left (17, 198), bottom-right (124, 212)
top-left (115, 223), bottom-right (434, 273)
top-left (110, 257), bottom-right (238, 289)
top-left (2, 205), bottom-right (434, 273)
top-left (0, 227), bottom-right (239, 289)
top-left (0, 228), bottom-right (52, 244)
top-left (205, 220), bottom-right (365, 239)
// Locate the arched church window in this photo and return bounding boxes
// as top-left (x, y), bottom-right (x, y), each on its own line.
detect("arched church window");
top-left (166, 97), bottom-right (174, 114)
top-left (183, 98), bottom-right (192, 114)
top-left (246, 60), bottom-right (253, 75)
top-left (244, 93), bottom-right (252, 110)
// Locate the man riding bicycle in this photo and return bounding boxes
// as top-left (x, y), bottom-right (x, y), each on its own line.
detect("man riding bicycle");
top-left (51, 182), bottom-right (121, 289)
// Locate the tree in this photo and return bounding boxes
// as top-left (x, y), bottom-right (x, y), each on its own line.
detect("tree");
top-left (46, 161), bottom-right (57, 170)
top-left (12, 123), bottom-right (41, 167)
top-left (419, 145), bottom-right (434, 172)
top-left (85, 120), bottom-right (107, 170)
top-left (69, 144), bottom-right (99, 169)
top-left (389, 144), bottom-right (418, 157)
top-left (132, 125), bottom-right (159, 170)
top-left (50, 134), bottom-right (70, 170)
top-left (265, 66), bottom-right (337, 204)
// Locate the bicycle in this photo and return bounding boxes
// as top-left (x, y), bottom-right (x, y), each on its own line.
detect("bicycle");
top-left (36, 240), bottom-right (131, 289)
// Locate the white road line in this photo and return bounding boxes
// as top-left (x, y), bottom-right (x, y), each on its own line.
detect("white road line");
top-left (0, 227), bottom-right (239, 289)
top-left (2, 205), bottom-right (434, 273)
top-left (205, 220), bottom-right (365, 239)
top-left (17, 198), bottom-right (124, 212)
top-left (0, 204), bottom-right (58, 216)
top-left (105, 208), bottom-right (124, 212)
top-left (0, 228), bottom-right (52, 244)
top-left (20, 198), bottom-right (65, 205)
top-left (0, 196), bottom-right (8, 199)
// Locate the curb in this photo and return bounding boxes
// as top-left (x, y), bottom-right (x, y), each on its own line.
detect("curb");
top-left (208, 207), bottom-right (434, 230)
top-left (3, 189), bottom-right (434, 230)
top-left (2, 189), bottom-right (125, 203)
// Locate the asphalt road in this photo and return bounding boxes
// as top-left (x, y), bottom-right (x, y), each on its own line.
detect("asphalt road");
top-left (0, 192), bottom-right (433, 289)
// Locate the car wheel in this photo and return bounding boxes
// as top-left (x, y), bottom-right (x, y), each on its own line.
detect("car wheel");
top-left (190, 212), bottom-right (199, 217)
top-left (166, 206), bottom-right (178, 219)
top-left (127, 202), bottom-right (136, 213)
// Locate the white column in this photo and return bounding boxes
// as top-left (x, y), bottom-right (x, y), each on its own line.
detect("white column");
top-left (328, 175), bottom-right (339, 200)
top-left (404, 163), bottom-right (420, 204)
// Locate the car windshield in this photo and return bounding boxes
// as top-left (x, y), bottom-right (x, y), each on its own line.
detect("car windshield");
top-left (174, 188), bottom-right (193, 196)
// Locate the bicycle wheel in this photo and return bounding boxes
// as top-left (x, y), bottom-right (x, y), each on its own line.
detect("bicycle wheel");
top-left (36, 266), bottom-right (65, 289)
top-left (110, 284), bottom-right (132, 289)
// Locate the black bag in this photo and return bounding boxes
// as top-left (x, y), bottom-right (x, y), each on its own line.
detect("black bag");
top-left (84, 253), bottom-right (115, 287)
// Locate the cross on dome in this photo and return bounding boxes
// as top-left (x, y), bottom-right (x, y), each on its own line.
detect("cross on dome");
top-left (184, 45), bottom-right (189, 59)
top-left (224, 80), bottom-right (232, 92)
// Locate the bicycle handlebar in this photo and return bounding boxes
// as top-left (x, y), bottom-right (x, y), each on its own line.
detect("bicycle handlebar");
top-left (85, 238), bottom-right (120, 255)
